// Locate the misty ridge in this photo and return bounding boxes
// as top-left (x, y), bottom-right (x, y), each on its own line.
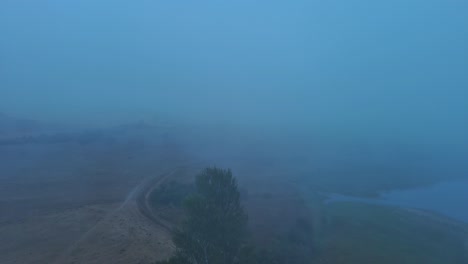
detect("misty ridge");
top-left (1, 108), bottom-right (467, 264)
top-left (1, 0), bottom-right (468, 263)
top-left (1, 111), bottom-right (466, 194)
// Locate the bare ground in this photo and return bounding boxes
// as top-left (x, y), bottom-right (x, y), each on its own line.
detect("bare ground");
top-left (0, 140), bottom-right (189, 264)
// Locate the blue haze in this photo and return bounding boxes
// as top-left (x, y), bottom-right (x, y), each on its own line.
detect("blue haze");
top-left (1, 0), bottom-right (467, 139)
top-left (326, 179), bottom-right (468, 223)
top-left (1, 1), bottom-right (468, 181)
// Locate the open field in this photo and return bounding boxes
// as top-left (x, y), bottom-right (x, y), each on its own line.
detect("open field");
top-left (317, 202), bottom-right (468, 264)
top-left (1, 125), bottom-right (467, 264)
top-left (0, 131), bottom-right (187, 264)
top-left (147, 164), bottom-right (468, 264)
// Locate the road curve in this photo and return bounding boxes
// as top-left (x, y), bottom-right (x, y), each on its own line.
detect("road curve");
top-left (135, 167), bottom-right (182, 231)
top-left (52, 167), bottom-right (184, 264)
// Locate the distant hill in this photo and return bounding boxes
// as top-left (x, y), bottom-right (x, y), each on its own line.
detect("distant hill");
top-left (0, 113), bottom-right (72, 140)
top-left (0, 113), bottom-right (42, 137)
top-left (0, 114), bottom-right (170, 146)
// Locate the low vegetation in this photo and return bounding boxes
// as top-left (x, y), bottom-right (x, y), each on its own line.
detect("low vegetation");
top-left (149, 181), bottom-right (194, 208)
top-left (156, 167), bottom-right (248, 264)
top-left (153, 167), bottom-right (467, 264)
top-left (318, 202), bottom-right (467, 264)
top-left (154, 167), bottom-right (317, 264)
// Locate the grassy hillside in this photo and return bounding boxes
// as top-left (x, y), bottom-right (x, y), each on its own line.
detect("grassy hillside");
top-left (317, 202), bottom-right (467, 264)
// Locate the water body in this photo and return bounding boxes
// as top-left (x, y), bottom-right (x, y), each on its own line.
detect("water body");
top-left (327, 179), bottom-right (468, 223)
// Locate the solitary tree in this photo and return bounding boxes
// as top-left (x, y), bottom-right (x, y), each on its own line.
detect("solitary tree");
top-left (159, 167), bottom-right (248, 264)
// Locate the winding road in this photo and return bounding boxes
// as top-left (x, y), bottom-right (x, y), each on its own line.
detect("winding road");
top-left (52, 166), bottom-right (187, 264)
top-left (135, 167), bottom-right (182, 231)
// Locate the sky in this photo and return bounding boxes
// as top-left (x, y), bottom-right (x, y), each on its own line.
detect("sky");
top-left (1, 0), bottom-right (467, 146)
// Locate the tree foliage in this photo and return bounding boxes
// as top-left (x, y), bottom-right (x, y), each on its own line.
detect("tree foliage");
top-left (158, 167), bottom-right (248, 264)
top-left (156, 167), bottom-right (316, 264)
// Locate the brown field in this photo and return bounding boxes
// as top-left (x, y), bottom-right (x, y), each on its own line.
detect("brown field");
top-left (0, 138), bottom-right (188, 264)
top-left (1, 131), bottom-right (466, 264)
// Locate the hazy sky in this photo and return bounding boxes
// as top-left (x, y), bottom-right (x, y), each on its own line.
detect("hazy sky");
top-left (1, 0), bottom-right (467, 144)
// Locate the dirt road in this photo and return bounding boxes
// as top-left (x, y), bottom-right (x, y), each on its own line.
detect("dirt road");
top-left (52, 166), bottom-right (187, 264)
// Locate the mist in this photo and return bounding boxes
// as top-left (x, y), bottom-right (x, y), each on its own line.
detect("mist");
top-left (1, 1), bottom-right (468, 263)
top-left (1, 0), bottom-right (467, 143)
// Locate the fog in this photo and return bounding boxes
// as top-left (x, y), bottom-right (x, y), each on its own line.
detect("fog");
top-left (1, 1), bottom-right (468, 263)
top-left (1, 0), bottom-right (467, 141)
top-left (2, 0), bottom-right (468, 186)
